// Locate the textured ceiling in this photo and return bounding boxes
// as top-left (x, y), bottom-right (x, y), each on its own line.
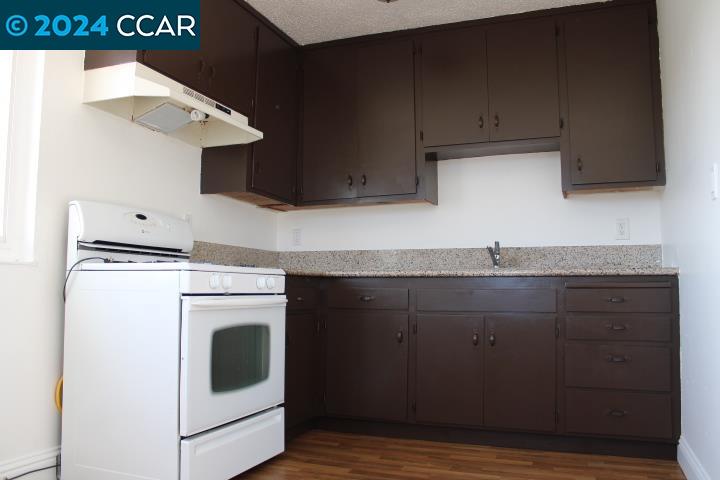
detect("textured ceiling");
top-left (246, 0), bottom-right (608, 45)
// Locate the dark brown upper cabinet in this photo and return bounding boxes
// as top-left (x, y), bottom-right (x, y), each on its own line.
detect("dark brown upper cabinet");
top-left (325, 311), bottom-right (409, 422)
top-left (301, 46), bottom-right (359, 202)
top-left (421, 19), bottom-right (559, 148)
top-left (561, 4), bottom-right (663, 189)
top-left (143, 0), bottom-right (259, 116)
top-left (356, 39), bottom-right (417, 198)
top-left (421, 27), bottom-right (488, 147)
top-left (416, 314), bottom-right (484, 427)
top-left (200, 16), bottom-right (299, 206)
top-left (250, 24), bottom-right (300, 203)
top-left (484, 314), bottom-right (557, 432)
top-left (301, 39), bottom-right (420, 204)
top-left (487, 18), bottom-right (560, 142)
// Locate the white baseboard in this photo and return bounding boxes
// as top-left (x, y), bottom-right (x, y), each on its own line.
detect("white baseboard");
top-left (0, 446), bottom-right (60, 480)
top-left (678, 436), bottom-right (712, 480)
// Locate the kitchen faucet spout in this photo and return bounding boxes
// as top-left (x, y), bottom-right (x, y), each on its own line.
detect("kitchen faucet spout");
top-left (487, 241), bottom-right (501, 268)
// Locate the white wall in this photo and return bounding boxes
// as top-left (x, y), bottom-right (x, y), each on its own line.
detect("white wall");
top-left (278, 152), bottom-right (663, 251)
top-left (0, 51), bottom-right (277, 475)
top-left (657, 1), bottom-right (720, 479)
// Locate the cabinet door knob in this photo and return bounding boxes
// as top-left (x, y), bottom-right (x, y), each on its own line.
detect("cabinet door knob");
top-left (396, 330), bottom-right (404, 343)
top-left (577, 157), bottom-right (583, 172)
top-left (489, 332), bottom-right (496, 346)
top-left (347, 175), bottom-right (353, 187)
top-left (472, 332), bottom-right (479, 346)
top-left (361, 174), bottom-right (367, 186)
top-left (478, 115), bottom-right (484, 129)
top-left (494, 114), bottom-right (500, 128)
top-left (606, 296), bottom-right (626, 304)
top-left (296, 296), bottom-right (304, 302)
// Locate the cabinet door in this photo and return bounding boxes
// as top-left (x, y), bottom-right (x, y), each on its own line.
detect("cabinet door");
top-left (302, 46), bottom-right (358, 201)
top-left (416, 315), bottom-right (483, 426)
top-left (356, 39), bottom-right (417, 198)
top-left (487, 18), bottom-right (560, 141)
top-left (201, 0), bottom-right (258, 115)
top-left (285, 313), bottom-right (319, 429)
top-left (484, 314), bottom-right (556, 432)
top-left (564, 5), bottom-right (658, 185)
top-left (142, 0), bottom-right (258, 115)
top-left (251, 25), bottom-right (299, 204)
top-left (141, 49), bottom-right (205, 94)
top-left (325, 311), bottom-right (408, 422)
top-left (421, 27), bottom-right (488, 147)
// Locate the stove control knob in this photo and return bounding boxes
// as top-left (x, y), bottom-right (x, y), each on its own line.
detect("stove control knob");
top-left (221, 275), bottom-right (233, 290)
top-left (266, 277), bottom-right (276, 289)
top-left (256, 277), bottom-right (267, 289)
top-left (209, 274), bottom-right (220, 289)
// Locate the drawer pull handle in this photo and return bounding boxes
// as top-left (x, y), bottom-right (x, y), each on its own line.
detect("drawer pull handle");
top-left (296, 296), bottom-right (304, 302)
top-left (607, 409), bottom-right (628, 418)
top-left (396, 330), bottom-right (404, 343)
top-left (605, 323), bottom-right (628, 331)
top-left (606, 296), bottom-right (626, 304)
top-left (606, 355), bottom-right (631, 364)
top-left (359, 295), bottom-right (376, 302)
top-left (472, 332), bottom-right (479, 346)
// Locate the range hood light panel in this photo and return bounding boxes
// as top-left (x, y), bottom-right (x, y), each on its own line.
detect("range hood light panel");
top-left (134, 102), bottom-right (193, 134)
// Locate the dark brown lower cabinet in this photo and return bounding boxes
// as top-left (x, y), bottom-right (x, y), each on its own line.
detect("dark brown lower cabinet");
top-left (287, 275), bottom-right (679, 457)
top-left (285, 313), bottom-right (320, 429)
top-left (325, 311), bottom-right (409, 422)
top-left (416, 315), bottom-right (484, 426)
top-left (565, 389), bottom-right (673, 440)
top-left (484, 314), bottom-right (557, 432)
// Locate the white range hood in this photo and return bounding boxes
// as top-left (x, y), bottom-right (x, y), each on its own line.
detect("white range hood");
top-left (82, 61), bottom-right (262, 148)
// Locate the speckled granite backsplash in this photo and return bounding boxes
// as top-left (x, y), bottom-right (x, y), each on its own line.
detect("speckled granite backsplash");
top-left (190, 243), bottom-right (674, 277)
top-left (278, 245), bottom-right (660, 271)
top-left (191, 241), bottom-right (279, 268)
top-left (277, 245), bottom-right (670, 276)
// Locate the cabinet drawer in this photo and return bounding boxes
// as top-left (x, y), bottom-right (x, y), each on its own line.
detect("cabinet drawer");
top-left (566, 315), bottom-right (672, 342)
top-left (566, 287), bottom-right (671, 313)
top-left (287, 287), bottom-right (319, 311)
top-left (327, 287), bottom-right (409, 310)
top-left (565, 344), bottom-right (671, 391)
top-left (566, 389), bottom-right (673, 440)
top-left (417, 289), bottom-right (556, 313)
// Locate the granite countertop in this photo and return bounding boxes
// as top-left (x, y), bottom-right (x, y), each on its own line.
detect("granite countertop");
top-left (191, 242), bottom-right (678, 278)
top-left (282, 266), bottom-right (679, 278)
top-left (279, 246), bottom-right (678, 278)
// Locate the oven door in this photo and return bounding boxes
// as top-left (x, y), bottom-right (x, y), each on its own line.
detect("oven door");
top-left (180, 295), bottom-right (286, 437)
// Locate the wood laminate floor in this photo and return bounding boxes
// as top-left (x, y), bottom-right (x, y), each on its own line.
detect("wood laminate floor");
top-left (241, 430), bottom-right (685, 480)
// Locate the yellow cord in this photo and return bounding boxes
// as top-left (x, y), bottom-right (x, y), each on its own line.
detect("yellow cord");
top-left (54, 376), bottom-right (63, 413)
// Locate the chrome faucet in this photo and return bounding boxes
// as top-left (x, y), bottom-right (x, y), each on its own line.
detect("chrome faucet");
top-left (487, 241), bottom-right (501, 268)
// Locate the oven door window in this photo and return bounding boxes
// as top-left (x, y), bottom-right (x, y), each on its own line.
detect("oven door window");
top-left (211, 324), bottom-right (270, 393)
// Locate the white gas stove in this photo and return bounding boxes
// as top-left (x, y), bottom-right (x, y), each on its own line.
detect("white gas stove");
top-left (61, 200), bottom-right (286, 480)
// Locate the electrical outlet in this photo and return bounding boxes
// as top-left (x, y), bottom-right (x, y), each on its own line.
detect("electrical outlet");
top-left (183, 212), bottom-right (192, 226)
top-left (291, 228), bottom-right (302, 247)
top-left (615, 218), bottom-right (630, 240)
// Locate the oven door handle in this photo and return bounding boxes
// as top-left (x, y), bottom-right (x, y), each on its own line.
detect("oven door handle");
top-left (188, 296), bottom-right (288, 310)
